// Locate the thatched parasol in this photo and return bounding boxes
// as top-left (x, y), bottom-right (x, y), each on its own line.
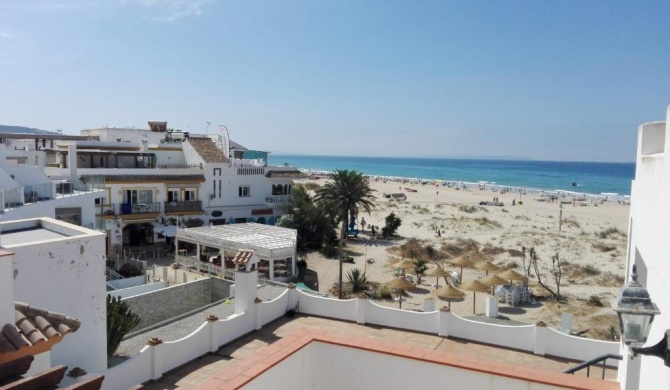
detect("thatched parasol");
top-left (459, 280), bottom-right (489, 314)
top-left (448, 256), bottom-right (473, 283)
top-left (385, 277), bottom-right (415, 309)
top-left (497, 269), bottom-right (528, 284)
top-left (424, 267), bottom-right (452, 288)
top-left (431, 285), bottom-right (465, 310)
top-left (478, 274), bottom-right (508, 287)
top-left (392, 259), bottom-right (416, 276)
top-left (474, 260), bottom-right (500, 276)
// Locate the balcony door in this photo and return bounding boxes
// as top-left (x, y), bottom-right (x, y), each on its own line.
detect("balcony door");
top-left (124, 189), bottom-right (153, 205)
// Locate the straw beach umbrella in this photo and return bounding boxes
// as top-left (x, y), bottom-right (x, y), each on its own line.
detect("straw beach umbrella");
top-left (448, 256), bottom-right (473, 283)
top-left (478, 274), bottom-right (508, 288)
top-left (497, 269), bottom-right (528, 285)
top-left (459, 280), bottom-right (489, 314)
top-left (474, 261), bottom-right (500, 276)
top-left (424, 267), bottom-right (452, 289)
top-left (385, 277), bottom-right (415, 309)
top-left (392, 259), bottom-right (416, 276)
top-left (431, 285), bottom-right (465, 310)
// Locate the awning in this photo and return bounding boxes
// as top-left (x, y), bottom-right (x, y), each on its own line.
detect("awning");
top-left (153, 224), bottom-right (177, 237)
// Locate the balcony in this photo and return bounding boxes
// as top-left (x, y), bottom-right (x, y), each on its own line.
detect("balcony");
top-left (265, 194), bottom-right (292, 204)
top-left (117, 202), bottom-right (161, 215)
top-left (165, 200), bottom-right (202, 214)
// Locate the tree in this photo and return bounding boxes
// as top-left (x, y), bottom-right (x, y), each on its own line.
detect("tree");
top-left (315, 170), bottom-right (375, 299)
top-left (529, 247), bottom-right (564, 301)
top-left (280, 185), bottom-right (337, 252)
top-left (381, 212), bottom-right (401, 238)
top-left (107, 295), bottom-right (141, 359)
top-left (346, 268), bottom-right (368, 294)
top-left (413, 259), bottom-right (428, 284)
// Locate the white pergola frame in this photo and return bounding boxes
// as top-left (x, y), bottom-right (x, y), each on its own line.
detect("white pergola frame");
top-left (175, 223), bottom-right (298, 280)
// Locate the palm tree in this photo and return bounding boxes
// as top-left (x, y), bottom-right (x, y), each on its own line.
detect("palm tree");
top-left (315, 170), bottom-right (375, 298)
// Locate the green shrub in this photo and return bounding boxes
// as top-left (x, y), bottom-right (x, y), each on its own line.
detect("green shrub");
top-left (320, 243), bottom-right (339, 258)
top-left (118, 263), bottom-right (143, 278)
top-left (382, 212), bottom-right (402, 238)
top-left (107, 295), bottom-right (140, 359)
top-left (596, 227), bottom-right (624, 239)
top-left (588, 295), bottom-right (603, 307)
top-left (376, 286), bottom-right (393, 299)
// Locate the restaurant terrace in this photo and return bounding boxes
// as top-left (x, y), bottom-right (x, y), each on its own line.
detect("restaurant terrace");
top-left (175, 223), bottom-right (297, 281)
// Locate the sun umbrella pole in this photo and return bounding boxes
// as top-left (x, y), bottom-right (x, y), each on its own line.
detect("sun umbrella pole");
top-left (472, 292), bottom-right (476, 314)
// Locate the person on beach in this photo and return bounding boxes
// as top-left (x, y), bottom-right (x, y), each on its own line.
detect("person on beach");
top-left (361, 217), bottom-right (366, 231)
top-left (371, 225), bottom-right (376, 237)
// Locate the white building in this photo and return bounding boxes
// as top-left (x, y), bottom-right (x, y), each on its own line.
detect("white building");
top-left (36, 121), bottom-right (302, 252)
top-left (0, 217), bottom-right (107, 373)
top-left (618, 105), bottom-right (670, 389)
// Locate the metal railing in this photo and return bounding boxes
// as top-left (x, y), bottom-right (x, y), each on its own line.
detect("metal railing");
top-left (165, 200), bottom-right (202, 213)
top-left (563, 353), bottom-right (622, 379)
top-left (176, 255), bottom-right (267, 285)
top-left (106, 267), bottom-right (125, 281)
top-left (116, 202), bottom-right (161, 215)
top-left (156, 163), bottom-right (202, 169)
top-left (265, 194), bottom-right (291, 204)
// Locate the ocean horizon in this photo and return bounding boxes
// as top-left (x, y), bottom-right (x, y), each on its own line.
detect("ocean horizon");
top-left (270, 154), bottom-right (635, 197)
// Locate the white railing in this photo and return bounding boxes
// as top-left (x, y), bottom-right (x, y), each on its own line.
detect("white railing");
top-left (88, 287), bottom-right (619, 390)
top-left (176, 256), bottom-right (268, 285)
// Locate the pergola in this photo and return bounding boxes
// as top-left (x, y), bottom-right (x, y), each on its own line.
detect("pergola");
top-left (175, 223), bottom-right (297, 281)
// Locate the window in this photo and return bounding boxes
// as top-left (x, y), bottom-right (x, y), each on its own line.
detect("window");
top-left (167, 189), bottom-right (180, 202)
top-left (124, 189), bottom-right (153, 204)
top-left (239, 186), bottom-right (250, 197)
top-left (184, 188), bottom-right (196, 201)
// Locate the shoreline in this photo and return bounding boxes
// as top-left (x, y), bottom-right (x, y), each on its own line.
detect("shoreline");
top-left (300, 169), bottom-right (632, 201)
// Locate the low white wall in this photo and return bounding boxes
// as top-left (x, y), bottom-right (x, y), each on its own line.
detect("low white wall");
top-left (297, 291), bottom-right (358, 322)
top-left (162, 322), bottom-right (211, 372)
top-left (109, 281), bottom-right (168, 299)
top-left (96, 346), bottom-right (153, 390)
top-left (365, 300), bottom-right (439, 334)
top-left (447, 313), bottom-right (536, 352)
top-left (545, 327), bottom-right (620, 365)
top-left (216, 312), bottom-right (256, 346)
top-left (258, 290), bottom-right (290, 326)
top-left (107, 276), bottom-right (146, 291)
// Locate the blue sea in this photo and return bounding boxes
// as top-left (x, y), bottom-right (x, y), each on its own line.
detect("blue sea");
top-left (270, 155), bottom-right (635, 197)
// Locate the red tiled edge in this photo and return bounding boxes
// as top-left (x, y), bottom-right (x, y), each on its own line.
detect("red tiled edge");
top-left (0, 250), bottom-right (15, 257)
top-left (197, 327), bottom-right (618, 390)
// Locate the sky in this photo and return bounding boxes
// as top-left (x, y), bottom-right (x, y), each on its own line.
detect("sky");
top-left (1, 1), bottom-right (669, 162)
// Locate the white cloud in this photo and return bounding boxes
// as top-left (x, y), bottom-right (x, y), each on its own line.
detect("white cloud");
top-left (127, 0), bottom-right (214, 22)
top-left (0, 32), bottom-right (13, 38)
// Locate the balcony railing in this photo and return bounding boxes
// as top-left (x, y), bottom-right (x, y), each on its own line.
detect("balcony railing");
top-left (265, 194), bottom-right (292, 204)
top-left (165, 200), bottom-right (202, 213)
top-left (117, 202), bottom-right (161, 215)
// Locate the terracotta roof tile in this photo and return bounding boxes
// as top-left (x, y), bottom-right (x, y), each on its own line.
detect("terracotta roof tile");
top-left (81, 174), bottom-right (205, 183)
top-left (231, 249), bottom-right (255, 265)
top-left (0, 302), bottom-right (81, 365)
top-left (187, 137), bottom-right (229, 163)
top-left (265, 170), bottom-right (304, 179)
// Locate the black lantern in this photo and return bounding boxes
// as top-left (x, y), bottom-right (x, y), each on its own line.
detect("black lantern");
top-left (613, 265), bottom-right (670, 367)
top-left (613, 265), bottom-right (660, 346)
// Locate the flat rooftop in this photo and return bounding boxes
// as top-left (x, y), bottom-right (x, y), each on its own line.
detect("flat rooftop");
top-left (142, 315), bottom-right (617, 389)
top-left (0, 227), bottom-right (66, 246)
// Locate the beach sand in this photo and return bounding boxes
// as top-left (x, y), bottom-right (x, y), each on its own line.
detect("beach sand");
top-left (298, 179), bottom-right (629, 340)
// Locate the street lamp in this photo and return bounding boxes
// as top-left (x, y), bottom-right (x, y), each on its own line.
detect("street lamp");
top-left (613, 265), bottom-right (670, 367)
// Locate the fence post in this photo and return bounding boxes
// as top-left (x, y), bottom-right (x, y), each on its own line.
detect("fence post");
top-left (147, 337), bottom-right (164, 381)
top-left (357, 294), bottom-right (367, 324)
top-left (287, 284), bottom-right (298, 311)
top-left (206, 315), bottom-right (220, 352)
top-left (438, 306), bottom-right (450, 337)
top-left (254, 297), bottom-right (263, 330)
top-left (534, 321), bottom-right (547, 356)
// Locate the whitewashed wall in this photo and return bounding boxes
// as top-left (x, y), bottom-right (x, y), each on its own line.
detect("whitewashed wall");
top-left (108, 281), bottom-right (168, 299)
top-left (257, 289), bottom-right (290, 326)
top-left (364, 300), bottom-right (439, 334)
top-left (161, 322), bottom-right (211, 372)
top-left (447, 314), bottom-right (536, 352)
top-left (107, 275), bottom-right (146, 290)
top-left (297, 291), bottom-right (358, 322)
top-left (619, 108), bottom-right (670, 390)
top-left (2, 218), bottom-right (107, 372)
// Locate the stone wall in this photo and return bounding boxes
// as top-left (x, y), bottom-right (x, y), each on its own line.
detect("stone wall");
top-left (123, 278), bottom-right (232, 330)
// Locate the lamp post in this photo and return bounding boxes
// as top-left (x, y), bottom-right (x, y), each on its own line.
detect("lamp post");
top-left (613, 265), bottom-right (669, 367)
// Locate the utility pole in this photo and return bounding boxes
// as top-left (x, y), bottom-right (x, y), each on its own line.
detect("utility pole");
top-left (558, 206), bottom-right (563, 232)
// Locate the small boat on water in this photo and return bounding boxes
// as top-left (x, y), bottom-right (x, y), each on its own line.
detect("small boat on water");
top-left (404, 187), bottom-right (418, 193)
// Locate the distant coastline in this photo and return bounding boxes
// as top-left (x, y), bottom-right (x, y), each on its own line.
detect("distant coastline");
top-left (271, 154), bottom-right (635, 197)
